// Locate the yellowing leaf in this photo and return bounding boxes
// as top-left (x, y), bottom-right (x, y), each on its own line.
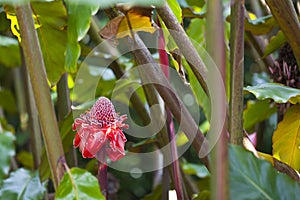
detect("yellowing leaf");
top-left (118, 10), bottom-right (156, 38)
top-left (99, 7), bottom-right (156, 39)
top-left (273, 105), bottom-right (300, 171)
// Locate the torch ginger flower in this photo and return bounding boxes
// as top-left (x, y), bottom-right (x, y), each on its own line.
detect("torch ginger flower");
top-left (72, 97), bottom-right (128, 162)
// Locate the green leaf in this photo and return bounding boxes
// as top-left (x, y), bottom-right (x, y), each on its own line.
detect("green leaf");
top-left (186, 18), bottom-right (205, 45)
top-left (263, 30), bottom-right (286, 57)
top-left (31, 1), bottom-right (68, 85)
top-left (0, 89), bottom-right (17, 113)
top-left (273, 105), bottom-right (300, 171)
top-left (0, 168), bottom-right (46, 200)
top-left (0, 35), bottom-right (20, 67)
top-left (244, 83), bottom-right (300, 104)
top-left (65, 1), bottom-right (99, 72)
top-left (229, 145), bottom-right (300, 200)
top-left (243, 100), bottom-right (277, 131)
top-left (0, 131), bottom-right (15, 182)
top-left (55, 168), bottom-right (104, 200)
top-left (244, 15), bottom-right (277, 35)
top-left (182, 162), bottom-right (210, 178)
top-left (167, 0), bottom-right (182, 23)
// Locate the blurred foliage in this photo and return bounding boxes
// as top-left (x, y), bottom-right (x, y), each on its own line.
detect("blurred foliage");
top-left (0, 168), bottom-right (46, 200)
top-left (0, 0), bottom-right (299, 199)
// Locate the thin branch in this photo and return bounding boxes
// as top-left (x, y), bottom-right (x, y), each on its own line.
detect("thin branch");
top-left (156, 4), bottom-right (209, 94)
top-left (15, 3), bottom-right (65, 188)
top-left (266, 0), bottom-right (300, 67)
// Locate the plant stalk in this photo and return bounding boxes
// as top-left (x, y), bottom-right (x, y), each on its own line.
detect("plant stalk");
top-left (206, 0), bottom-right (228, 199)
top-left (57, 73), bottom-right (71, 121)
top-left (229, 0), bottom-right (245, 145)
top-left (15, 3), bottom-right (65, 188)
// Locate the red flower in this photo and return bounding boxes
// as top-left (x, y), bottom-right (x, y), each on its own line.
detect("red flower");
top-left (72, 97), bottom-right (128, 161)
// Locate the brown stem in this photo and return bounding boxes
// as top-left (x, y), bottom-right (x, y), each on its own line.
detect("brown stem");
top-left (130, 36), bottom-right (210, 169)
top-left (15, 3), bottom-right (65, 188)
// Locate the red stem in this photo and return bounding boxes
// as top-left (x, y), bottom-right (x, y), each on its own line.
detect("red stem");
top-left (158, 19), bottom-right (185, 200)
top-left (97, 150), bottom-right (108, 199)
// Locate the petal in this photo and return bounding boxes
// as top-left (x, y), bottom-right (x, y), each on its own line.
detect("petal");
top-left (107, 129), bottom-right (127, 161)
top-left (83, 130), bottom-right (107, 158)
top-left (82, 147), bottom-right (94, 158)
top-left (106, 147), bottom-right (125, 161)
top-left (73, 133), bottom-right (81, 147)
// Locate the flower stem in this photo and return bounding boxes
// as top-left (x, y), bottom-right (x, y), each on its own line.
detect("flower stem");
top-left (98, 162), bottom-right (108, 199)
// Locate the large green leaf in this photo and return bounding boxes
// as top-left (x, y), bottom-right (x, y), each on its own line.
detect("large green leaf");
top-left (229, 145), bottom-right (300, 200)
top-left (55, 168), bottom-right (104, 200)
top-left (263, 30), bottom-right (286, 57)
top-left (0, 168), bottom-right (46, 200)
top-left (244, 83), bottom-right (300, 104)
top-left (243, 100), bottom-right (277, 131)
top-left (0, 131), bottom-right (15, 182)
top-left (0, 35), bottom-right (20, 67)
top-left (273, 105), bottom-right (300, 171)
top-left (31, 1), bottom-right (68, 85)
top-left (64, 1), bottom-right (99, 72)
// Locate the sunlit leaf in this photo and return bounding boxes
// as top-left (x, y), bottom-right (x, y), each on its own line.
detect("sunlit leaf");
top-left (5, 1), bottom-right (68, 85)
top-left (0, 168), bottom-right (46, 200)
top-left (65, 1), bottom-right (99, 72)
top-left (0, 35), bottom-right (20, 67)
top-left (273, 105), bottom-right (300, 171)
top-left (243, 100), bottom-right (277, 131)
top-left (244, 83), bottom-right (300, 104)
top-left (263, 30), bottom-right (286, 57)
top-left (100, 7), bottom-right (156, 39)
top-left (31, 1), bottom-right (68, 85)
top-left (0, 131), bottom-right (15, 182)
top-left (167, 0), bottom-right (182, 23)
top-left (55, 168), bottom-right (104, 200)
top-left (229, 145), bottom-right (300, 200)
